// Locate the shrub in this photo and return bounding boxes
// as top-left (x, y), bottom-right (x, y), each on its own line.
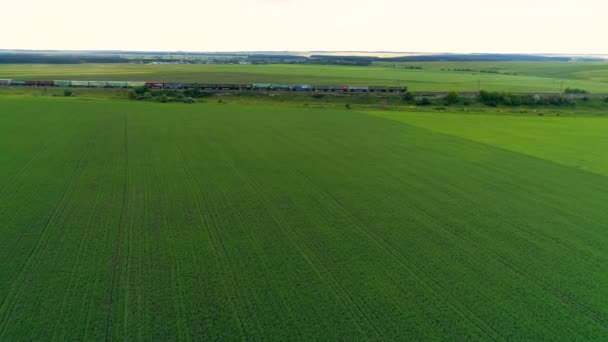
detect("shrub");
top-left (444, 91), bottom-right (460, 105)
top-left (159, 94), bottom-right (168, 103)
top-left (401, 92), bottom-right (415, 103)
top-left (416, 98), bottom-right (432, 106)
top-left (345, 103), bottom-right (351, 109)
top-left (63, 90), bottom-right (74, 97)
top-left (564, 88), bottom-right (587, 94)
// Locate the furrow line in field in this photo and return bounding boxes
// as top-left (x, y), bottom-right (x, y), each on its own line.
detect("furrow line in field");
top-left (236, 170), bottom-right (381, 339)
top-left (294, 169), bottom-right (503, 341)
top-left (379, 156), bottom-right (608, 328)
top-left (313, 126), bottom-right (607, 330)
top-left (267, 124), bottom-right (501, 338)
top-left (104, 112), bottom-right (130, 340)
top-left (219, 147), bottom-right (374, 338)
top-left (0, 136), bottom-right (93, 335)
top-left (51, 157), bottom-right (105, 340)
top-left (373, 169), bottom-right (608, 333)
top-left (0, 135), bottom-right (55, 201)
top-left (157, 165), bottom-right (188, 340)
top-left (173, 142), bottom-right (246, 339)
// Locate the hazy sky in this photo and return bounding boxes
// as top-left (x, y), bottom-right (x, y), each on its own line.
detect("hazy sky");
top-left (4, 0), bottom-right (607, 54)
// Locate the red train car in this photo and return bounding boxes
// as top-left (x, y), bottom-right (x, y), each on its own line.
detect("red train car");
top-left (26, 80), bottom-right (54, 87)
top-left (145, 82), bottom-right (164, 89)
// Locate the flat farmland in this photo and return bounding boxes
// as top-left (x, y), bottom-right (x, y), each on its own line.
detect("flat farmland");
top-left (1, 98), bottom-right (608, 340)
top-left (2, 61), bottom-right (608, 92)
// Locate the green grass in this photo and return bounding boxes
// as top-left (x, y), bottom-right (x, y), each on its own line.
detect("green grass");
top-left (371, 110), bottom-right (608, 177)
top-left (1, 97), bottom-right (607, 340)
top-left (1, 61), bottom-right (608, 92)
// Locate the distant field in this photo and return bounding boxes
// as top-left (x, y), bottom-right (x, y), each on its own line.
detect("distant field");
top-left (1, 98), bottom-right (607, 340)
top-left (1, 61), bottom-right (608, 92)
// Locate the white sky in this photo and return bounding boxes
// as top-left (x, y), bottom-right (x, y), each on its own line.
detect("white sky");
top-left (3, 0), bottom-right (607, 54)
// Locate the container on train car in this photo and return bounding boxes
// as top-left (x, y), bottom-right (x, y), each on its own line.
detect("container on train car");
top-left (347, 86), bottom-right (369, 92)
top-left (107, 81), bottom-right (128, 88)
top-left (387, 86), bottom-right (407, 93)
top-left (252, 83), bottom-right (272, 90)
top-left (26, 80), bottom-right (54, 86)
top-left (217, 84), bottom-right (239, 90)
top-left (71, 81), bottom-right (90, 87)
top-left (269, 84), bottom-right (291, 91)
top-left (198, 84), bottom-right (218, 89)
top-left (53, 80), bottom-right (72, 87)
top-left (145, 82), bottom-right (164, 89)
top-left (292, 85), bottom-right (312, 91)
top-left (88, 81), bottom-right (108, 88)
top-left (163, 83), bottom-right (184, 89)
top-left (0, 79), bottom-right (12, 86)
top-left (314, 85), bottom-right (333, 92)
top-left (126, 81), bottom-right (146, 88)
top-left (10, 80), bottom-right (26, 86)
top-left (369, 86), bottom-right (389, 92)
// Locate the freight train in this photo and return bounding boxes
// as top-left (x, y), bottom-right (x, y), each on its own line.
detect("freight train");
top-left (0, 79), bottom-right (407, 93)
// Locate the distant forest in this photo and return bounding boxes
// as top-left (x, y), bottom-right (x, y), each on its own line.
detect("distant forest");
top-left (0, 51), bottom-right (603, 64)
top-left (0, 54), bottom-right (128, 64)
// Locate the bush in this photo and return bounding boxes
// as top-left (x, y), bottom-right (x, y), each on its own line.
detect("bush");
top-left (134, 86), bottom-right (148, 95)
top-left (63, 90), bottom-right (74, 97)
top-left (159, 94), bottom-right (168, 103)
top-left (401, 92), bottom-right (415, 103)
top-left (182, 97), bottom-right (195, 104)
top-left (564, 88), bottom-right (587, 94)
top-left (311, 94), bottom-right (325, 99)
top-left (444, 91), bottom-right (460, 105)
top-left (604, 97), bottom-right (608, 103)
top-left (345, 103), bottom-right (351, 109)
top-left (416, 98), bottom-right (432, 106)
top-left (479, 90), bottom-right (539, 107)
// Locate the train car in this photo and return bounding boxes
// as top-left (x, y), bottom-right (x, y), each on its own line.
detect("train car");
top-left (252, 83), bottom-right (272, 90)
top-left (293, 84), bottom-right (312, 91)
top-left (53, 80), bottom-right (72, 87)
top-left (71, 80), bottom-right (90, 87)
top-left (217, 84), bottom-right (239, 90)
top-left (314, 85), bottom-right (332, 92)
top-left (10, 80), bottom-right (27, 86)
top-left (127, 81), bottom-right (146, 88)
top-left (145, 82), bottom-right (164, 89)
top-left (348, 86), bottom-right (369, 92)
top-left (269, 84), bottom-right (292, 91)
top-left (88, 81), bottom-right (108, 88)
top-left (107, 81), bottom-right (128, 88)
top-left (0, 79), bottom-right (12, 86)
top-left (369, 86), bottom-right (389, 92)
top-left (387, 86), bottom-right (407, 93)
top-left (26, 80), bottom-right (54, 87)
top-left (198, 84), bottom-right (219, 90)
top-left (163, 83), bottom-right (184, 89)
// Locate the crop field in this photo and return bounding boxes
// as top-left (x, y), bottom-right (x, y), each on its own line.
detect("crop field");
top-left (1, 98), bottom-right (608, 340)
top-left (2, 61), bottom-right (608, 92)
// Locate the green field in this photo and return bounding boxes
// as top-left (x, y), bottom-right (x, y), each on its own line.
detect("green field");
top-left (1, 97), bottom-right (607, 340)
top-left (1, 61), bottom-right (608, 92)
